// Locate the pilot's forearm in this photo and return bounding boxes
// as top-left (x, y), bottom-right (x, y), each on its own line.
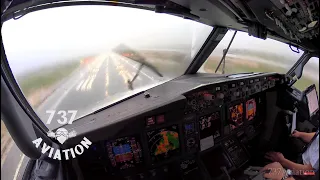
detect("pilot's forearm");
top-left (298, 132), bottom-right (315, 143)
top-left (280, 159), bottom-right (313, 171)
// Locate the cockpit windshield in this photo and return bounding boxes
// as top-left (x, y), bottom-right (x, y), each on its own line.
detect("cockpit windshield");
top-left (198, 30), bottom-right (319, 90)
top-left (2, 5), bottom-right (213, 129)
top-left (199, 30), bottom-right (304, 74)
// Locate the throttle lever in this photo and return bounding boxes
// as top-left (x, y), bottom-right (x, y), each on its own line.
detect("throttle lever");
top-left (220, 166), bottom-right (232, 180)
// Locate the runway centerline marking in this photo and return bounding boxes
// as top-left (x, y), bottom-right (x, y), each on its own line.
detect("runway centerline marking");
top-left (105, 58), bottom-right (109, 96)
top-left (76, 80), bottom-right (84, 91)
top-left (81, 77), bottom-right (91, 91)
top-left (86, 74), bottom-right (96, 90)
top-left (79, 57), bottom-right (104, 91)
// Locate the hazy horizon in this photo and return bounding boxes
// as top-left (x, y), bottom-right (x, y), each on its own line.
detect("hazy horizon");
top-left (2, 5), bottom-right (317, 76)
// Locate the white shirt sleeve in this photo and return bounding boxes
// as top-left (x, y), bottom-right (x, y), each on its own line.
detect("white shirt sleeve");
top-left (302, 135), bottom-right (319, 171)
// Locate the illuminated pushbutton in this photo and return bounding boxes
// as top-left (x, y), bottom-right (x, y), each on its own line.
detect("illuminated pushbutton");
top-left (204, 93), bottom-right (215, 100)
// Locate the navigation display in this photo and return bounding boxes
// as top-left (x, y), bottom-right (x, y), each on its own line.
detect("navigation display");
top-left (199, 111), bottom-right (221, 140)
top-left (106, 136), bottom-right (143, 170)
top-left (228, 103), bottom-right (244, 129)
top-left (147, 125), bottom-right (180, 163)
top-left (306, 86), bottom-right (319, 116)
top-left (246, 99), bottom-right (257, 121)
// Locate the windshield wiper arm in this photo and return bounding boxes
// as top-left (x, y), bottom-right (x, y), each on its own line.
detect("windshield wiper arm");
top-left (127, 61), bottom-right (163, 90)
top-left (113, 44), bottom-right (163, 90)
top-left (215, 31), bottom-right (237, 73)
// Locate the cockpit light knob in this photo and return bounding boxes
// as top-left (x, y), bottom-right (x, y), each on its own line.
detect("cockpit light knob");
top-left (144, 92), bottom-right (151, 98)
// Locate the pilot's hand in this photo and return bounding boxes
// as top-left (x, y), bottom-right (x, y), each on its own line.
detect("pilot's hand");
top-left (265, 152), bottom-right (285, 163)
top-left (291, 130), bottom-right (301, 138)
top-left (261, 162), bottom-right (286, 180)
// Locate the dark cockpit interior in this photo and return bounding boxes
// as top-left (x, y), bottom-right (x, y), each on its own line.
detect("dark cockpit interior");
top-left (61, 73), bottom-right (318, 180)
top-left (1, 0), bottom-right (319, 180)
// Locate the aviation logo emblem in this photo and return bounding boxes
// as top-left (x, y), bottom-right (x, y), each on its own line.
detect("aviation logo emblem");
top-left (47, 128), bottom-right (77, 144)
top-left (32, 110), bottom-right (92, 160)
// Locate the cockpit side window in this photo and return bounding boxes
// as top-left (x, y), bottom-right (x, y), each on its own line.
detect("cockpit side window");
top-left (294, 57), bottom-right (319, 91)
top-left (198, 30), bottom-right (304, 75)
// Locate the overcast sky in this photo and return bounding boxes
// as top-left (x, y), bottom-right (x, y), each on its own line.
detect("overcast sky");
top-left (2, 5), bottom-right (213, 75)
top-left (2, 5), bottom-right (317, 76)
top-left (214, 30), bottom-right (304, 59)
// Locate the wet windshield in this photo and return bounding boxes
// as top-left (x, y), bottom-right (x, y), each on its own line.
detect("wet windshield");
top-left (199, 30), bottom-right (305, 75)
top-left (198, 30), bottom-right (320, 90)
top-left (2, 5), bottom-right (213, 130)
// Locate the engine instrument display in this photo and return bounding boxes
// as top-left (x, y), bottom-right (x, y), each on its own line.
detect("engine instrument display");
top-left (228, 103), bottom-right (244, 129)
top-left (147, 125), bottom-right (180, 163)
top-left (106, 136), bottom-right (143, 170)
top-left (246, 99), bottom-right (256, 121)
top-left (199, 111), bottom-right (221, 140)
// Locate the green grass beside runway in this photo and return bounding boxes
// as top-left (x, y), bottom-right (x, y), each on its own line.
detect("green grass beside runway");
top-left (17, 61), bottom-right (80, 97)
top-left (1, 61), bottom-right (80, 163)
top-left (204, 57), bottom-right (319, 91)
top-left (124, 49), bottom-right (319, 91)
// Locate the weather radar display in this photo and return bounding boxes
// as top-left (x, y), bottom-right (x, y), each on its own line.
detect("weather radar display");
top-left (147, 125), bottom-right (180, 163)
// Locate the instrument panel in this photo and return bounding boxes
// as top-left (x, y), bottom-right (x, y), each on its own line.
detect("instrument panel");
top-left (77, 73), bottom-right (285, 180)
top-left (106, 136), bottom-right (143, 170)
top-left (147, 125), bottom-right (180, 163)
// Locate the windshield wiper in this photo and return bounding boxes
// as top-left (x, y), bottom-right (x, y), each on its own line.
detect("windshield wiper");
top-left (127, 62), bottom-right (163, 90)
top-left (215, 30), bottom-right (237, 73)
top-left (113, 44), bottom-right (163, 90)
top-left (127, 62), bottom-right (162, 90)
